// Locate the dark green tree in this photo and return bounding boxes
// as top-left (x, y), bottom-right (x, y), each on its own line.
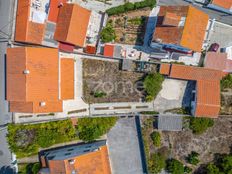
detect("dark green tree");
top-left (166, 159), bottom-right (184, 174)
top-left (100, 23), bottom-right (116, 43)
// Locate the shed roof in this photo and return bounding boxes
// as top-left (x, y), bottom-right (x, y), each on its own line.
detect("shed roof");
top-left (54, 3), bottom-right (91, 47)
top-left (104, 44), bottom-right (115, 57)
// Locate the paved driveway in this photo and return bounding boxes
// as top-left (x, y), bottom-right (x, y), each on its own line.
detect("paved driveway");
top-left (107, 117), bottom-right (145, 174)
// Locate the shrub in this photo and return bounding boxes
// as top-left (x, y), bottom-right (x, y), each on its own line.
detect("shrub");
top-left (221, 74), bottom-right (232, 90)
top-left (143, 73), bottom-right (164, 101)
top-left (206, 163), bottom-right (220, 174)
top-left (77, 117), bottom-right (118, 142)
top-left (7, 120), bottom-right (76, 158)
top-left (140, 111), bottom-right (159, 115)
top-left (187, 151), bottom-right (200, 165)
top-left (148, 153), bottom-right (166, 174)
top-left (166, 159), bottom-right (185, 174)
top-left (184, 166), bottom-right (192, 173)
top-left (150, 131), bottom-right (161, 147)
top-left (93, 91), bottom-right (107, 98)
top-left (100, 23), bottom-right (116, 43)
top-left (124, 2), bottom-right (134, 11)
top-left (189, 117), bottom-right (214, 134)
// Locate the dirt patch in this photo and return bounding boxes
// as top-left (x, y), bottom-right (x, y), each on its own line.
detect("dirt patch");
top-left (141, 116), bottom-right (232, 172)
top-left (83, 59), bottom-right (157, 103)
top-left (220, 89), bottom-right (232, 115)
top-left (108, 8), bottom-right (151, 45)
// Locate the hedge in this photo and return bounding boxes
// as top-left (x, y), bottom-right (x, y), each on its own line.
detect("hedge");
top-left (106, 0), bottom-right (156, 16)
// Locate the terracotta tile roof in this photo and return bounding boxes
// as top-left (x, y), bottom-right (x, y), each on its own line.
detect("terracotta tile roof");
top-left (7, 47), bottom-right (63, 113)
top-left (169, 64), bottom-right (223, 81)
top-left (104, 44), bottom-right (115, 57)
top-left (60, 58), bottom-right (75, 100)
top-left (205, 52), bottom-right (232, 72)
top-left (48, 0), bottom-right (67, 23)
top-left (180, 6), bottom-right (209, 52)
top-left (46, 145), bottom-right (111, 174)
top-left (9, 101), bottom-right (63, 113)
top-left (212, 0), bottom-right (232, 9)
top-left (159, 63), bottom-right (171, 75)
top-left (162, 12), bottom-right (181, 26)
top-left (195, 80), bottom-right (220, 118)
top-left (153, 6), bottom-right (209, 52)
top-left (15, 0), bottom-right (46, 44)
top-left (160, 64), bottom-right (223, 118)
top-left (54, 3), bottom-right (91, 47)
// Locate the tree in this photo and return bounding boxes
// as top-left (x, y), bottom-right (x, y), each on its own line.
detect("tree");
top-left (206, 163), bottom-right (220, 174)
top-left (148, 153), bottom-right (166, 174)
top-left (150, 131), bottom-right (161, 147)
top-left (189, 118), bottom-right (214, 134)
top-left (221, 155), bottom-right (232, 173)
top-left (143, 73), bottom-right (164, 101)
top-left (187, 151), bottom-right (200, 165)
top-left (100, 23), bottom-right (116, 43)
top-left (184, 166), bottom-right (192, 174)
top-left (166, 159), bottom-right (184, 174)
top-left (77, 117), bottom-right (118, 141)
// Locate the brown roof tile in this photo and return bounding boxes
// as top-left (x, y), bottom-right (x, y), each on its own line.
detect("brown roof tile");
top-left (48, 145), bottom-right (111, 174)
top-left (60, 58), bottom-right (75, 100)
top-left (54, 3), bottom-right (91, 47)
top-left (212, 0), bottom-right (232, 9)
top-left (7, 47), bottom-right (62, 113)
top-left (153, 6), bottom-right (209, 52)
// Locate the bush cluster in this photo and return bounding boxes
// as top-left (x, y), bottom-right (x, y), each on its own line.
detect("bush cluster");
top-left (187, 151), bottom-right (200, 165)
top-left (166, 159), bottom-right (185, 174)
top-left (221, 74), bottom-right (232, 90)
top-left (148, 153), bottom-right (166, 174)
top-left (189, 117), bottom-right (214, 134)
top-left (206, 154), bottom-right (232, 174)
top-left (106, 0), bottom-right (156, 16)
top-left (7, 120), bottom-right (76, 158)
top-left (76, 117), bottom-right (118, 142)
top-left (150, 131), bottom-right (161, 147)
top-left (100, 22), bottom-right (116, 43)
top-left (143, 73), bottom-right (164, 101)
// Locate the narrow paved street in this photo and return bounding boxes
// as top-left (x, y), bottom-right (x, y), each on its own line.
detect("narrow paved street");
top-left (0, 0), bottom-right (16, 173)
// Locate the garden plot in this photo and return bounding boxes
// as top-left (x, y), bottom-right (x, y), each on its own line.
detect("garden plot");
top-left (108, 8), bottom-right (151, 45)
top-left (83, 59), bottom-right (157, 103)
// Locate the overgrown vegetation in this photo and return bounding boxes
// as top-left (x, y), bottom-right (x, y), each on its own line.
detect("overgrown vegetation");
top-left (148, 153), bottom-right (166, 174)
top-left (143, 73), bottom-right (164, 102)
top-left (106, 0), bottom-right (156, 16)
top-left (166, 159), bottom-right (185, 174)
top-left (7, 120), bottom-right (76, 158)
top-left (189, 117), bottom-right (214, 134)
top-left (76, 117), bottom-right (118, 142)
top-left (18, 163), bottom-right (41, 174)
top-left (187, 151), bottom-right (200, 165)
top-left (206, 154), bottom-right (232, 174)
top-left (100, 22), bottom-right (116, 43)
top-left (150, 131), bottom-right (161, 147)
top-left (8, 118), bottom-right (118, 157)
top-left (128, 17), bottom-right (146, 25)
top-left (221, 74), bottom-right (232, 91)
